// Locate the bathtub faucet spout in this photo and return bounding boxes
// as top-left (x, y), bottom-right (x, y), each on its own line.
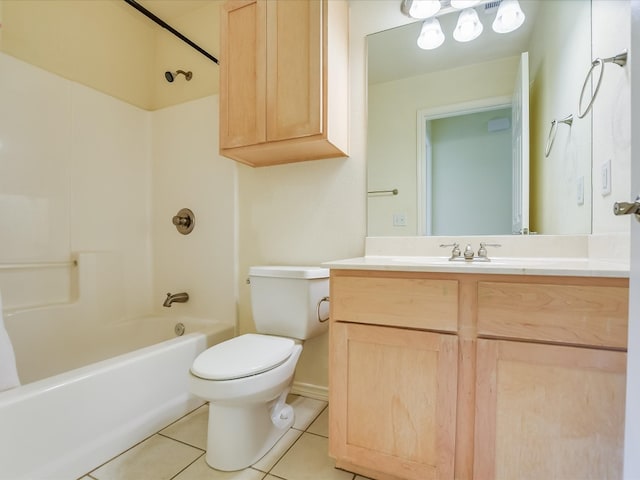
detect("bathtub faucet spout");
top-left (163, 292), bottom-right (189, 307)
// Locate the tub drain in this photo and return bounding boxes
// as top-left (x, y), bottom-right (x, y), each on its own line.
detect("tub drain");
top-left (174, 322), bottom-right (185, 336)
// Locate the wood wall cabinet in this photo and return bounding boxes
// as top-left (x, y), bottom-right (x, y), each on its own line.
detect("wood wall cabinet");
top-left (220, 0), bottom-right (348, 167)
top-left (328, 269), bottom-right (629, 480)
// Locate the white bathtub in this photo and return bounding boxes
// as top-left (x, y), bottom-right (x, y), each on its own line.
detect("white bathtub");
top-left (0, 315), bottom-right (234, 480)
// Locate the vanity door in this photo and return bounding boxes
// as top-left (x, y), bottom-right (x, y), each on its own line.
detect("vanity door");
top-left (474, 339), bottom-right (626, 479)
top-left (329, 322), bottom-right (458, 480)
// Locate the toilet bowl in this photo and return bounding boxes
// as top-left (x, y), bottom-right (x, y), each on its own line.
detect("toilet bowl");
top-left (189, 266), bottom-right (329, 471)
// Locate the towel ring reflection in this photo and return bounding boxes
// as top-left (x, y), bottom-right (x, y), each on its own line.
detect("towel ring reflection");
top-left (544, 114), bottom-right (573, 158)
top-left (578, 50), bottom-right (627, 119)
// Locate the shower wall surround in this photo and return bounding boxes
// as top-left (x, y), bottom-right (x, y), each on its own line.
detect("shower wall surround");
top-left (0, 52), bottom-right (237, 327)
top-left (0, 52), bottom-right (152, 316)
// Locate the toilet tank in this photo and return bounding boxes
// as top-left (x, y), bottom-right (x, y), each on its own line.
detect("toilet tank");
top-left (249, 266), bottom-right (330, 340)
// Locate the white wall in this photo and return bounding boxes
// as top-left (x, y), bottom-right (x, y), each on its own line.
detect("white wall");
top-left (591, 0), bottom-right (631, 235)
top-left (528, 0), bottom-right (592, 234)
top-left (0, 52), bottom-right (153, 316)
top-left (151, 96), bottom-right (237, 323)
top-left (237, 156), bottom-right (365, 392)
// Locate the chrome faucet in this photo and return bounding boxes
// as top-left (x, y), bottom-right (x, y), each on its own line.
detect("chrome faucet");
top-left (440, 243), bottom-right (461, 260)
top-left (477, 242), bottom-right (502, 260)
top-left (441, 242), bottom-right (502, 262)
top-left (163, 292), bottom-right (189, 307)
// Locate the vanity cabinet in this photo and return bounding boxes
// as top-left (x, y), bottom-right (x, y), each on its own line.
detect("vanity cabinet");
top-left (220, 0), bottom-right (348, 167)
top-left (329, 271), bottom-right (461, 480)
top-left (328, 269), bottom-right (628, 480)
top-left (474, 339), bottom-right (626, 480)
top-left (331, 322), bottom-right (458, 480)
top-left (473, 276), bottom-right (628, 479)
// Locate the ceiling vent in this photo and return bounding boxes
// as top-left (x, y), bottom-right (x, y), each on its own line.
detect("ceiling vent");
top-left (483, 0), bottom-right (502, 15)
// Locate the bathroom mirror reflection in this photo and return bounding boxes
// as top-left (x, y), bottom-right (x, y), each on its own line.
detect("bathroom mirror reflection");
top-left (366, 0), bottom-right (594, 236)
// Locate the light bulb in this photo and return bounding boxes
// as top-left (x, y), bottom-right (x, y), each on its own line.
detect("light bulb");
top-left (417, 17), bottom-right (445, 50)
top-left (492, 0), bottom-right (526, 33)
top-left (453, 8), bottom-right (483, 42)
top-left (407, 0), bottom-right (441, 19)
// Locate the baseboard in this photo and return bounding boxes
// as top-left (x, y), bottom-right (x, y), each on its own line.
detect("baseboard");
top-left (291, 381), bottom-right (328, 402)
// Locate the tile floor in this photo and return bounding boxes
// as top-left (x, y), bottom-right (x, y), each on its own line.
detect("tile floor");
top-left (80, 396), bottom-right (370, 480)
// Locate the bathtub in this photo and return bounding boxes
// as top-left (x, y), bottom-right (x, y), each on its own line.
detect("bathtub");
top-left (0, 315), bottom-right (234, 480)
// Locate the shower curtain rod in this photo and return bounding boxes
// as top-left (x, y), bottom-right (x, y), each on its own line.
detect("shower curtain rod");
top-left (123, 0), bottom-right (219, 65)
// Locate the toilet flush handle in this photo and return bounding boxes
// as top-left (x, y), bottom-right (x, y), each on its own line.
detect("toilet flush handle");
top-left (317, 296), bottom-right (330, 323)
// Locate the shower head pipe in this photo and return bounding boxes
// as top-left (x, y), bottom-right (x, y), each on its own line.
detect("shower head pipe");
top-left (165, 70), bottom-right (193, 82)
top-left (123, 0), bottom-right (219, 65)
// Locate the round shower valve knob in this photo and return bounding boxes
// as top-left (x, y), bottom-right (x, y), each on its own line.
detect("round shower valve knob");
top-left (172, 208), bottom-right (195, 234)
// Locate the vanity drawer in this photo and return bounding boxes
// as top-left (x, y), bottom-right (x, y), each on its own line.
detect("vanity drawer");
top-left (330, 272), bottom-right (458, 332)
top-left (477, 279), bottom-right (628, 349)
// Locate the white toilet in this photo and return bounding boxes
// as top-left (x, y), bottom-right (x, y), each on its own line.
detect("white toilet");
top-left (189, 266), bottom-right (330, 471)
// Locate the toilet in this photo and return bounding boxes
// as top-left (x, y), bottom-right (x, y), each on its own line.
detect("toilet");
top-left (189, 266), bottom-right (330, 471)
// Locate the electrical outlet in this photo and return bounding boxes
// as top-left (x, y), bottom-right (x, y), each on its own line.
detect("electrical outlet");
top-left (577, 175), bottom-right (584, 205)
top-left (601, 159), bottom-right (612, 196)
top-left (392, 213), bottom-right (407, 227)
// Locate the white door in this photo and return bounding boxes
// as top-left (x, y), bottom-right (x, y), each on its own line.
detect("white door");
top-left (624, 1), bottom-right (640, 477)
top-left (512, 52), bottom-right (530, 234)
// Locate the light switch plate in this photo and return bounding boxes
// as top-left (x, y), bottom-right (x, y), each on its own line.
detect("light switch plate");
top-left (393, 213), bottom-right (407, 226)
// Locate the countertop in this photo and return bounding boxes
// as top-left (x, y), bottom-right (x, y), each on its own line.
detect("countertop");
top-left (324, 255), bottom-right (630, 278)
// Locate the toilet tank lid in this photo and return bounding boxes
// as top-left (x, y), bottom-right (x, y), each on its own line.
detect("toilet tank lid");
top-left (249, 266), bottom-right (329, 279)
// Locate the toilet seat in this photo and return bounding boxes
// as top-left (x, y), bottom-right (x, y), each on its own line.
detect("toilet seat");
top-left (191, 333), bottom-right (295, 381)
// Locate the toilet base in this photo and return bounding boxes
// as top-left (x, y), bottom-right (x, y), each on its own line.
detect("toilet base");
top-left (204, 389), bottom-right (295, 471)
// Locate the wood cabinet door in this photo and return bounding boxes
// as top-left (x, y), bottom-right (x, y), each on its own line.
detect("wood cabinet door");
top-left (265, 0), bottom-right (322, 141)
top-left (474, 339), bottom-right (626, 480)
top-left (220, 0), bottom-right (266, 149)
top-left (330, 322), bottom-right (458, 480)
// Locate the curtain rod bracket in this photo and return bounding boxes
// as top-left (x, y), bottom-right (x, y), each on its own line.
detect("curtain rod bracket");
top-left (123, 0), bottom-right (219, 65)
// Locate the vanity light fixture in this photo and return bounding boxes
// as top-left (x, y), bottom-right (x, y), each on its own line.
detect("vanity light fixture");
top-left (401, 0), bottom-right (441, 19)
top-left (492, 0), bottom-right (526, 33)
top-left (404, 0), bottom-right (526, 50)
top-left (453, 7), bottom-right (483, 42)
top-left (450, 0), bottom-right (481, 8)
top-left (417, 17), bottom-right (445, 50)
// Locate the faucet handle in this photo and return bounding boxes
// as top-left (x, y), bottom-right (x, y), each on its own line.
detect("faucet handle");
top-left (478, 242), bottom-right (502, 258)
top-left (440, 243), bottom-right (461, 259)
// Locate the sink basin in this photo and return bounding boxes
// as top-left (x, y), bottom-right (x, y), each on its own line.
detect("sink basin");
top-left (390, 256), bottom-right (533, 266)
top-left (389, 256), bottom-right (626, 270)
top-left (391, 256), bottom-right (453, 265)
top-left (390, 256), bottom-right (589, 267)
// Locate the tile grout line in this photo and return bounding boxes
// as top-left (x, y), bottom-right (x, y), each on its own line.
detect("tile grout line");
top-left (168, 451), bottom-right (206, 480)
top-left (161, 403), bottom-right (207, 431)
top-left (262, 403), bottom-right (330, 477)
top-left (82, 405), bottom-right (208, 479)
top-left (157, 431), bottom-right (206, 452)
top-left (82, 431), bottom-right (162, 479)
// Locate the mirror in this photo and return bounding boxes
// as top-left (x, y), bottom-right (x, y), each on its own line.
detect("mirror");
top-left (367, 0), bottom-right (593, 236)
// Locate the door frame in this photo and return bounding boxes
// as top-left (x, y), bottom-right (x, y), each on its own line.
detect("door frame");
top-left (623, 0), bottom-right (640, 477)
